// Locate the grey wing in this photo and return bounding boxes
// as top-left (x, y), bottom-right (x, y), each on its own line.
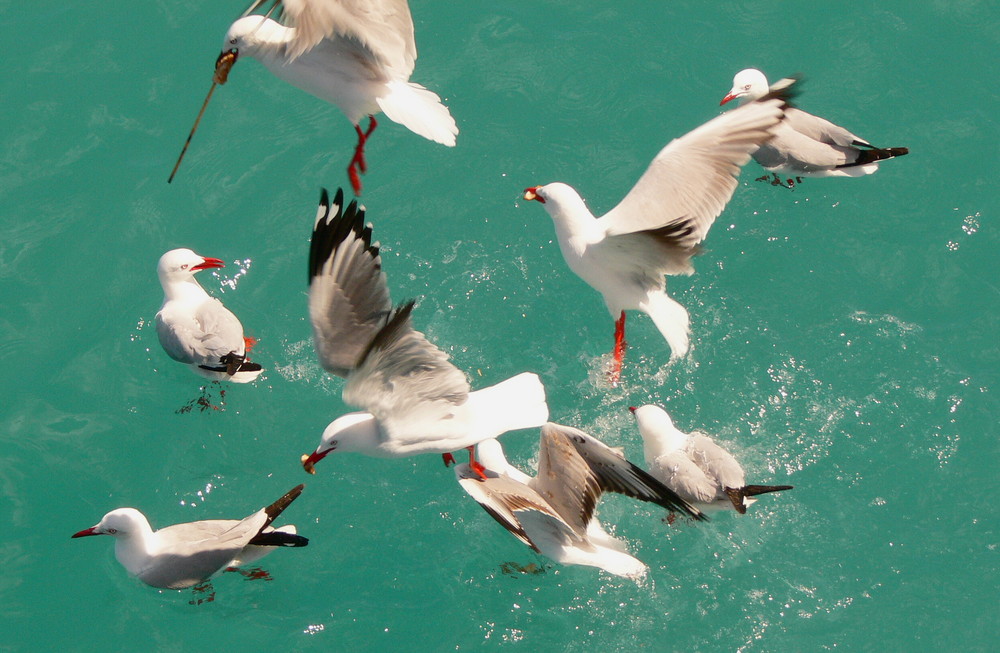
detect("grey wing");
top-left (652, 451), bottom-right (719, 504)
top-left (756, 121), bottom-right (856, 171)
top-left (686, 434), bottom-right (746, 490)
top-left (784, 107), bottom-right (868, 148)
top-left (456, 464), bottom-right (562, 552)
top-left (598, 79), bottom-right (796, 248)
top-left (309, 188), bottom-right (393, 377)
top-left (341, 302), bottom-right (470, 441)
top-left (244, 0), bottom-right (416, 69)
top-left (542, 423), bottom-right (706, 521)
top-left (155, 299), bottom-right (244, 366)
top-left (140, 517), bottom-right (261, 589)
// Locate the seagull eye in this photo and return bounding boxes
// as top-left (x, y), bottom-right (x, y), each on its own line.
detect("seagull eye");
top-left (107, 528), bottom-right (117, 534)
top-left (180, 264), bottom-right (189, 270)
top-left (744, 84), bottom-right (751, 90)
top-left (230, 38), bottom-right (237, 45)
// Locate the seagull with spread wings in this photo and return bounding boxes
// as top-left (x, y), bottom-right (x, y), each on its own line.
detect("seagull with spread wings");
top-left (300, 189), bottom-right (548, 476)
top-left (523, 79), bottom-right (797, 382)
top-left (456, 424), bottom-right (705, 578)
top-left (170, 0), bottom-right (458, 195)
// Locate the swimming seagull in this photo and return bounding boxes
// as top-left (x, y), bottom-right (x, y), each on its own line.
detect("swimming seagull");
top-left (169, 0), bottom-right (458, 195)
top-left (630, 405), bottom-right (793, 514)
top-left (523, 79), bottom-right (796, 381)
top-left (455, 423), bottom-right (705, 578)
top-left (721, 69), bottom-right (908, 187)
top-left (71, 485), bottom-right (308, 590)
top-left (155, 248), bottom-right (263, 383)
top-left (300, 188), bottom-right (548, 476)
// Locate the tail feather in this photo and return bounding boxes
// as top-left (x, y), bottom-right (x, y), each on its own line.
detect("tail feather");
top-left (377, 80), bottom-right (458, 147)
top-left (248, 531), bottom-right (309, 547)
top-left (640, 292), bottom-right (690, 359)
top-left (470, 372), bottom-right (549, 436)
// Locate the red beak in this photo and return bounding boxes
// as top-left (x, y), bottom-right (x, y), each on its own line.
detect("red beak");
top-left (71, 527), bottom-right (101, 538)
top-left (300, 449), bottom-right (330, 475)
top-left (191, 257), bottom-right (225, 271)
top-left (523, 187), bottom-right (545, 203)
top-left (720, 93), bottom-right (737, 106)
top-left (628, 406), bottom-right (637, 414)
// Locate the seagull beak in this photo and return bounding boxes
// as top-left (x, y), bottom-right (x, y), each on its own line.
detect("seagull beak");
top-left (191, 257), bottom-right (225, 271)
top-left (214, 49), bottom-right (238, 85)
top-left (523, 187), bottom-right (545, 203)
top-left (719, 91), bottom-right (739, 106)
top-left (300, 449), bottom-right (330, 475)
top-left (71, 527), bottom-right (101, 538)
top-left (628, 406), bottom-right (637, 414)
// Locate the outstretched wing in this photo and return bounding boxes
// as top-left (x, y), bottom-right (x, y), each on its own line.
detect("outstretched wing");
top-left (341, 302), bottom-right (470, 442)
top-left (242, 0), bottom-right (416, 70)
top-left (599, 79), bottom-right (798, 249)
top-left (308, 187), bottom-right (393, 377)
top-left (536, 423), bottom-right (707, 522)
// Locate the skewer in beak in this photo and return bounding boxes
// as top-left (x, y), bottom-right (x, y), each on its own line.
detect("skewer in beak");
top-left (167, 50), bottom-right (238, 184)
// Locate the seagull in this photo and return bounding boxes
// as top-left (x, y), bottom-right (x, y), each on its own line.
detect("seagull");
top-left (168, 0), bottom-right (458, 195)
top-left (71, 485), bottom-right (308, 590)
top-left (455, 423), bottom-right (705, 579)
top-left (523, 79), bottom-right (796, 381)
top-left (630, 405), bottom-right (792, 514)
top-left (721, 69), bottom-right (908, 187)
top-left (155, 248), bottom-right (263, 383)
top-left (300, 188), bottom-right (548, 476)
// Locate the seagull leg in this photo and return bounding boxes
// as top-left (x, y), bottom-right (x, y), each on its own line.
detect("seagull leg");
top-left (467, 445), bottom-right (488, 481)
top-left (347, 116), bottom-right (379, 196)
top-left (189, 582), bottom-right (216, 605)
top-left (225, 566), bottom-right (272, 581)
top-left (442, 452), bottom-right (457, 467)
top-left (609, 311), bottom-right (627, 386)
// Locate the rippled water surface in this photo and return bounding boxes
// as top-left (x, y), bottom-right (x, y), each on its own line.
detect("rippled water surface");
top-left (3, 2), bottom-right (998, 650)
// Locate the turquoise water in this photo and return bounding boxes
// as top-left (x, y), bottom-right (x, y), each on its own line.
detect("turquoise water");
top-left (3, 1), bottom-right (998, 650)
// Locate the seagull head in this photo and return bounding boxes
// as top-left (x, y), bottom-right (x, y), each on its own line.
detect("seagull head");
top-left (301, 412), bottom-right (377, 474)
top-left (71, 508), bottom-right (148, 539)
top-left (522, 183), bottom-right (591, 223)
top-left (721, 68), bottom-right (770, 105)
top-left (157, 248), bottom-right (225, 286)
top-left (630, 404), bottom-right (687, 458)
top-left (218, 16), bottom-right (283, 82)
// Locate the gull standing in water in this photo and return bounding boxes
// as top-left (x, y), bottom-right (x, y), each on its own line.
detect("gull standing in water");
top-left (721, 68), bottom-right (908, 187)
top-left (630, 405), bottom-right (793, 514)
top-left (300, 188), bottom-right (548, 475)
top-left (523, 79), bottom-right (796, 382)
top-left (169, 0), bottom-right (458, 195)
top-left (456, 423), bottom-right (705, 578)
top-left (155, 248), bottom-right (263, 383)
top-left (71, 485), bottom-right (308, 591)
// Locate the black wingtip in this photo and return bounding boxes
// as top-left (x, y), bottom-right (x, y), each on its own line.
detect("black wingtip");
top-left (741, 484), bottom-right (794, 497)
top-left (837, 145), bottom-right (909, 168)
top-left (308, 186), bottom-right (373, 286)
top-left (262, 484), bottom-right (305, 527)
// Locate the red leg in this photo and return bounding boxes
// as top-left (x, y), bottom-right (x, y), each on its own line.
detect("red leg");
top-left (243, 335), bottom-right (258, 353)
top-left (347, 116), bottom-right (378, 196)
top-left (467, 445), bottom-right (487, 481)
top-left (189, 582), bottom-right (216, 605)
top-left (442, 452), bottom-right (456, 467)
top-left (609, 311), bottom-right (626, 386)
